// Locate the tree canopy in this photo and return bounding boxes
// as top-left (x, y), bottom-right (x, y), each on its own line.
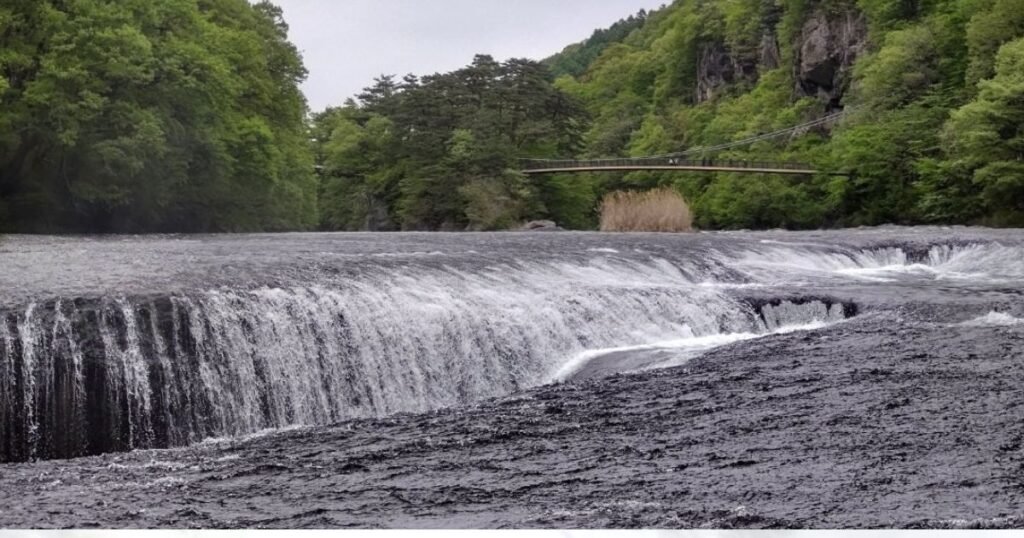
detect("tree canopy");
top-left (536, 0), bottom-right (1024, 228)
top-left (312, 56), bottom-right (588, 231)
top-left (0, 0), bottom-right (316, 232)
top-left (3, 0), bottom-right (1024, 232)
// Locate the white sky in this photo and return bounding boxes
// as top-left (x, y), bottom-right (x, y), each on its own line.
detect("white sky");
top-left (268, 0), bottom-right (667, 111)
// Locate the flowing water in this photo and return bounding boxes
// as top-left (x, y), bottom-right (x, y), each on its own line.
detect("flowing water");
top-left (0, 227), bottom-right (1022, 463)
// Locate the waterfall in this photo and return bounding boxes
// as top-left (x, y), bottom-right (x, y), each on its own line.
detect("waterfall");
top-left (2, 239), bottom-right (1019, 462)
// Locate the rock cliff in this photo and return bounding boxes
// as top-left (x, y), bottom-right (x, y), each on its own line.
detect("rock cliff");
top-left (795, 8), bottom-right (868, 108)
top-left (694, 4), bottom-right (867, 108)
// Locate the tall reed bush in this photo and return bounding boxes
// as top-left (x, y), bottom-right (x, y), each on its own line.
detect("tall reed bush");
top-left (599, 188), bottom-right (694, 232)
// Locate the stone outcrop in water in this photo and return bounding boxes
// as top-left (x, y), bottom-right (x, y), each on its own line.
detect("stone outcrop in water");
top-left (519, 220), bottom-right (563, 231)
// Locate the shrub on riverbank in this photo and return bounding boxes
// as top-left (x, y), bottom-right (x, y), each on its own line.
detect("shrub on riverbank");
top-left (599, 188), bottom-right (693, 232)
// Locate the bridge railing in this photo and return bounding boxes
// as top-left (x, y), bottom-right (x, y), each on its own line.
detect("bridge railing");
top-left (519, 157), bottom-right (816, 171)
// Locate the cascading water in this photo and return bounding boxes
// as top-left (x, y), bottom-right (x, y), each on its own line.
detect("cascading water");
top-left (1, 232), bottom-right (1021, 463)
top-left (731, 242), bottom-right (1024, 283)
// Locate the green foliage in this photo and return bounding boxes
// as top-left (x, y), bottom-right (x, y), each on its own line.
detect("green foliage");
top-left (545, 10), bottom-right (651, 78)
top-left (535, 173), bottom-right (602, 229)
top-left (313, 56), bottom-right (587, 230)
top-left (825, 106), bottom-right (947, 224)
top-left (460, 172), bottom-right (535, 231)
top-left (695, 175), bottom-right (828, 229)
top-left (5, 0), bottom-right (1024, 232)
top-left (542, 0), bottom-right (1024, 228)
top-left (857, 0), bottom-right (926, 31)
top-left (965, 0), bottom-right (1024, 87)
top-left (935, 37), bottom-right (1024, 224)
top-left (855, 25), bottom-right (942, 109)
top-left (0, 0), bottom-right (315, 232)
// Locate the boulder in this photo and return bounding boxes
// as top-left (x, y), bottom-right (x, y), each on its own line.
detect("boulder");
top-left (519, 220), bottom-right (563, 231)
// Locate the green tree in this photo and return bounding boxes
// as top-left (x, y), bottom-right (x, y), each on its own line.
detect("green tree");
top-left (0, 0), bottom-right (315, 232)
top-left (314, 57), bottom-right (587, 231)
top-left (935, 37), bottom-right (1024, 224)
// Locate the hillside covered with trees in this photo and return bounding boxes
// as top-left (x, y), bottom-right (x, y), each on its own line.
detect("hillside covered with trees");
top-left (311, 59), bottom-right (586, 231)
top-left (3, 0), bottom-right (1023, 232)
top-left (316, 0), bottom-right (1024, 231)
top-left (538, 0), bottom-right (1024, 229)
top-left (0, 0), bottom-right (316, 232)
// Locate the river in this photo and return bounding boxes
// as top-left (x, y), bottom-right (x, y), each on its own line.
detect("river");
top-left (0, 227), bottom-right (1022, 527)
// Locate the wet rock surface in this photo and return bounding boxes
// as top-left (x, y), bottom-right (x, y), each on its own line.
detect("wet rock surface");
top-left (2, 306), bottom-right (1023, 529)
top-left (1, 227), bottom-right (1023, 528)
top-left (519, 220), bottom-right (563, 231)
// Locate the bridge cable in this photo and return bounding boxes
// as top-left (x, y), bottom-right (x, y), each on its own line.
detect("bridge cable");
top-left (520, 108), bottom-right (851, 163)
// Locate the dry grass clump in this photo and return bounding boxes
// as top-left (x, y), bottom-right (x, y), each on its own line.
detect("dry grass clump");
top-left (599, 187), bottom-right (694, 232)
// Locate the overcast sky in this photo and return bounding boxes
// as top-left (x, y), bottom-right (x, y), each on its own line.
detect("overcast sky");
top-left (269, 0), bottom-right (667, 111)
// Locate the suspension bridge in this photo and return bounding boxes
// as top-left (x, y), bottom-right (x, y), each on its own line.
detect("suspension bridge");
top-left (520, 110), bottom-right (850, 177)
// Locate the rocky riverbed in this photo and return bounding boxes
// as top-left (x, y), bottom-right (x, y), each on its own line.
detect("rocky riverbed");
top-left (1, 228), bottom-right (1022, 528)
top-left (2, 305), bottom-right (1023, 528)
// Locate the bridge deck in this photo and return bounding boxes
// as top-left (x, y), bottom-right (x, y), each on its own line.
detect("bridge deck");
top-left (519, 158), bottom-right (846, 176)
top-left (523, 165), bottom-right (823, 175)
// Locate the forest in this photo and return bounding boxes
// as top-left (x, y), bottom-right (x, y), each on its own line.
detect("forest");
top-left (0, 0), bottom-right (316, 232)
top-left (2, 0), bottom-right (1023, 232)
top-left (538, 0), bottom-right (1024, 229)
top-left (312, 59), bottom-right (586, 231)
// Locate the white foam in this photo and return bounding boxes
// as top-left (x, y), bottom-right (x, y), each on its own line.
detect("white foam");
top-left (961, 312), bottom-right (1024, 327)
top-left (835, 263), bottom-right (938, 282)
top-left (550, 320), bottom-right (833, 381)
top-left (733, 243), bottom-right (1024, 284)
top-left (195, 424), bottom-right (309, 447)
top-left (698, 281), bottom-right (765, 289)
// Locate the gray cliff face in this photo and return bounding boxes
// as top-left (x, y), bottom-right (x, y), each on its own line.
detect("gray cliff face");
top-left (760, 31), bottom-right (782, 70)
top-left (695, 40), bottom-right (762, 103)
top-left (696, 42), bottom-right (738, 103)
top-left (694, 5), bottom-right (866, 108)
top-left (795, 8), bottom-right (868, 107)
